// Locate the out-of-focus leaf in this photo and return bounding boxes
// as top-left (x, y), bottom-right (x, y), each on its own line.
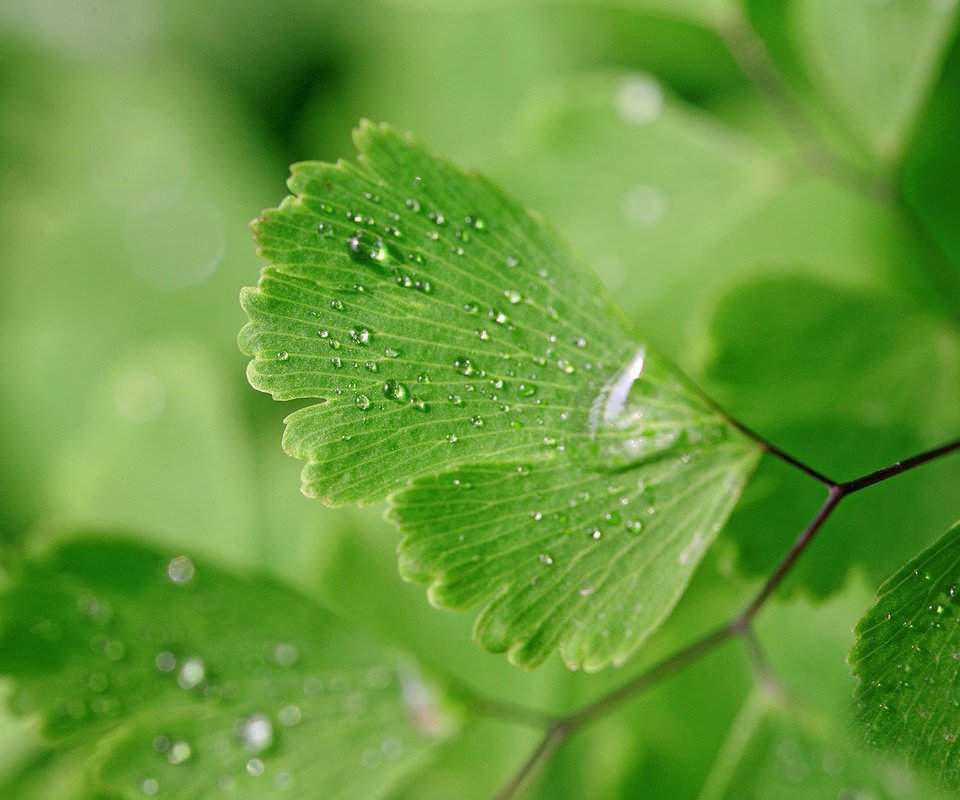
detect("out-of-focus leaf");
top-left (703, 275), bottom-right (960, 596)
top-left (0, 537), bottom-right (457, 799)
top-left (379, 0), bottom-right (735, 28)
top-left (791, 0), bottom-right (959, 164)
top-left (493, 72), bottom-right (783, 356)
top-left (698, 690), bottom-right (949, 799)
top-left (47, 342), bottom-right (259, 568)
top-left (240, 121), bottom-right (761, 668)
top-left (851, 520), bottom-right (960, 789)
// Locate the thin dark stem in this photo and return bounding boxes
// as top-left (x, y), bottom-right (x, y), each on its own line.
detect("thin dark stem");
top-left (452, 683), bottom-right (555, 730)
top-left (493, 723), bottom-right (569, 800)
top-left (737, 486), bottom-right (843, 624)
top-left (567, 626), bottom-right (734, 730)
top-left (738, 626), bottom-right (781, 694)
top-left (840, 438), bottom-right (960, 495)
top-left (495, 434), bottom-right (960, 797)
top-left (494, 626), bottom-right (735, 799)
top-left (721, 413), bottom-right (836, 486)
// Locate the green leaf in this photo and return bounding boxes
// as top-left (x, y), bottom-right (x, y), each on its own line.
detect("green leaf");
top-left (703, 275), bottom-right (960, 597)
top-left (392, 447), bottom-right (756, 671)
top-left (851, 519), bottom-right (960, 789)
top-left (492, 71), bottom-right (782, 356)
top-left (239, 121), bottom-right (761, 669)
top-left (0, 537), bottom-right (456, 799)
top-left (379, 0), bottom-right (735, 28)
top-left (791, 0), bottom-right (959, 164)
top-left (699, 689), bottom-right (949, 800)
top-left (47, 342), bottom-right (260, 570)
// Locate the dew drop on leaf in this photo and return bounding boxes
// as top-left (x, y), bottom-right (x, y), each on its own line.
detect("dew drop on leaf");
top-left (166, 556), bottom-right (195, 585)
top-left (383, 380), bottom-right (409, 403)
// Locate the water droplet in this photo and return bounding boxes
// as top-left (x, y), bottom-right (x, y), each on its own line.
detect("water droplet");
top-left (538, 553), bottom-right (554, 566)
top-left (454, 357), bottom-right (478, 376)
top-left (331, 356), bottom-right (342, 368)
top-left (383, 380), bottom-right (409, 402)
top-left (177, 657), bottom-right (205, 690)
top-left (405, 198), bottom-right (421, 212)
top-left (384, 347), bottom-right (400, 358)
top-left (365, 361), bottom-right (378, 372)
top-left (278, 704), bottom-right (302, 726)
top-left (155, 651), bottom-right (176, 672)
top-left (167, 556), bottom-right (195, 584)
top-left (167, 739), bottom-right (192, 765)
top-left (448, 394), bottom-right (464, 406)
top-left (275, 350), bottom-right (289, 361)
top-left (350, 327), bottom-right (371, 346)
top-left (505, 256), bottom-right (519, 268)
top-left (355, 394), bottom-right (371, 411)
top-left (616, 74), bottom-right (664, 125)
top-left (329, 339), bottom-right (341, 350)
top-left (463, 302), bottom-right (479, 314)
top-left (622, 184), bottom-right (666, 226)
top-left (141, 778), bottom-right (160, 796)
top-left (246, 758), bottom-right (265, 777)
top-left (504, 289), bottom-right (522, 304)
top-left (446, 433), bottom-right (459, 444)
top-left (272, 642), bottom-right (299, 666)
top-left (517, 383), bottom-right (537, 397)
top-left (330, 299), bottom-right (344, 311)
top-left (235, 713), bottom-right (273, 753)
top-left (588, 527), bottom-right (602, 540)
top-left (470, 415), bottom-right (484, 428)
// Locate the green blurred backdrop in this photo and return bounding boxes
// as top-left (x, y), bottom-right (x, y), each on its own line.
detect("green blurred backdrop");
top-left (1, 0), bottom-right (959, 797)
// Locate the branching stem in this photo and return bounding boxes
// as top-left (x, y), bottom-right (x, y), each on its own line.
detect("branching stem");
top-left (490, 5), bottom-right (960, 793)
top-left (492, 437), bottom-right (960, 798)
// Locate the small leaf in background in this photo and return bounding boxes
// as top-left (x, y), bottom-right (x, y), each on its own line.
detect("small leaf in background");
top-left (240, 122), bottom-right (761, 669)
top-left (47, 342), bottom-right (260, 569)
top-left (0, 537), bottom-right (456, 799)
top-left (703, 275), bottom-right (960, 596)
top-left (699, 690), bottom-right (949, 800)
top-left (791, 0), bottom-right (959, 164)
top-left (493, 71), bottom-right (782, 357)
top-left (851, 520), bottom-right (960, 790)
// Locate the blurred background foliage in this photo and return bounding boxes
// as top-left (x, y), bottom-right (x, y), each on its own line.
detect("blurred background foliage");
top-left (0, 0), bottom-right (958, 797)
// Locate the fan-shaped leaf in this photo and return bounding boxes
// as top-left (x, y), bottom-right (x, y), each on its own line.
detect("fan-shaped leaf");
top-left (239, 122), bottom-right (761, 668)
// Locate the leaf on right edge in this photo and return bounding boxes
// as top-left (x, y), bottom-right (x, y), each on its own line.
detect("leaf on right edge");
top-left (851, 520), bottom-right (960, 788)
top-left (791, 0), bottom-right (958, 164)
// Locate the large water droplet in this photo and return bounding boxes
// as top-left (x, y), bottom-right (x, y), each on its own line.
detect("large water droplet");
top-left (383, 380), bottom-right (409, 402)
top-left (622, 184), bottom-right (666, 226)
top-left (177, 657), bottom-right (205, 690)
top-left (616, 74), bottom-right (664, 125)
top-left (235, 713), bottom-right (274, 754)
top-left (167, 556), bottom-right (195, 584)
